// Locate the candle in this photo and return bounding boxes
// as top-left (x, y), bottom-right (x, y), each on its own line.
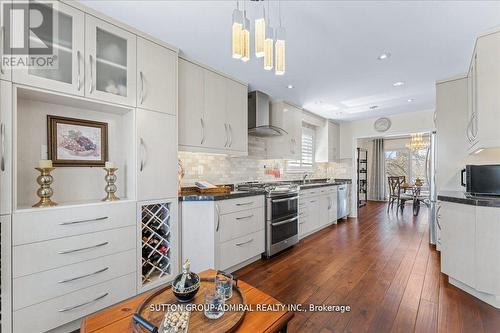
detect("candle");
top-left (38, 159), bottom-right (52, 168)
top-left (105, 161), bottom-right (115, 169)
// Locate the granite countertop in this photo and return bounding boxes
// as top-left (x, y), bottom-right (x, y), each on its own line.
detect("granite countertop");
top-left (438, 191), bottom-right (500, 208)
top-left (179, 190), bottom-right (266, 201)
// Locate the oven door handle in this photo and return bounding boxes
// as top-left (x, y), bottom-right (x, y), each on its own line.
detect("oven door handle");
top-left (271, 196), bottom-right (299, 203)
top-left (272, 216), bottom-right (299, 226)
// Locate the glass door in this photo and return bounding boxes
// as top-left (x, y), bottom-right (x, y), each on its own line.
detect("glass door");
top-left (85, 15), bottom-right (136, 106)
top-left (12, 1), bottom-right (84, 95)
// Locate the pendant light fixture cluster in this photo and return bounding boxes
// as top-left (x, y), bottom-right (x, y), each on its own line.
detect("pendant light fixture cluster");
top-left (232, 0), bottom-right (286, 75)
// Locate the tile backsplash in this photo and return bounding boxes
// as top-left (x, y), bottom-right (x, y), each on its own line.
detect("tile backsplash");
top-left (179, 138), bottom-right (352, 186)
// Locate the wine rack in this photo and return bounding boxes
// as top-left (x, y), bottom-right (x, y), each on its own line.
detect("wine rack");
top-left (141, 202), bottom-right (172, 286)
top-left (357, 148), bottom-right (368, 208)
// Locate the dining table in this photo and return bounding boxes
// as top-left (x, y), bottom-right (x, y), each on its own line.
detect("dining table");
top-left (80, 269), bottom-right (294, 333)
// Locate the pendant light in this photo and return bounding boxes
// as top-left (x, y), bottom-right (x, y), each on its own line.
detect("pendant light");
top-left (275, 0), bottom-right (285, 75)
top-left (240, 1), bottom-right (250, 62)
top-left (232, 1), bottom-right (244, 59)
top-left (263, 0), bottom-right (273, 70)
top-left (254, 1), bottom-right (266, 58)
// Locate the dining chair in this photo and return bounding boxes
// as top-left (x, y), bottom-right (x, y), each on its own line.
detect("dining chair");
top-left (387, 176), bottom-right (405, 212)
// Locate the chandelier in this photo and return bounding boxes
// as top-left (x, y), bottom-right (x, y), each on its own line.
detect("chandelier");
top-left (232, 0), bottom-right (286, 75)
top-left (406, 133), bottom-right (428, 150)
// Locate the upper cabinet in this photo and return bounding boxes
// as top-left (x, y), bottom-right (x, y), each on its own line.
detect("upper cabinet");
top-left (267, 102), bottom-right (302, 160)
top-left (85, 15), bottom-right (136, 106)
top-left (178, 58), bottom-right (248, 155)
top-left (466, 31), bottom-right (500, 153)
top-left (0, 81), bottom-right (12, 215)
top-left (178, 58), bottom-right (204, 147)
top-left (316, 120), bottom-right (340, 162)
top-left (137, 37), bottom-right (177, 115)
top-left (12, 1), bottom-right (84, 94)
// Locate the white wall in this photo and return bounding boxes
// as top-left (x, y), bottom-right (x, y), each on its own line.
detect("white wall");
top-left (340, 110), bottom-right (435, 216)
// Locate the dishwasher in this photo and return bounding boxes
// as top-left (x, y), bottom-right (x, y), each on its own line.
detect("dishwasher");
top-left (337, 184), bottom-right (348, 219)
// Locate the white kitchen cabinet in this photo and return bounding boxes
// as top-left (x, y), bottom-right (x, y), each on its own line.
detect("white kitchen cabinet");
top-left (204, 69), bottom-right (227, 149)
top-left (267, 101), bottom-right (302, 160)
top-left (316, 121), bottom-right (340, 162)
top-left (225, 78), bottom-right (248, 152)
top-left (12, 1), bottom-right (85, 96)
top-left (85, 15), bottom-right (137, 106)
top-left (181, 196), bottom-right (265, 273)
top-left (328, 190), bottom-right (338, 224)
top-left (0, 0), bottom-right (11, 81)
top-left (466, 31), bottom-right (500, 153)
top-left (178, 58), bottom-right (248, 155)
top-left (440, 201), bottom-right (476, 289)
top-left (0, 80), bottom-right (11, 215)
top-left (178, 58), bottom-right (204, 148)
top-left (137, 109), bottom-right (178, 201)
top-left (435, 77), bottom-right (468, 192)
top-left (474, 206), bottom-right (500, 296)
top-left (137, 37), bottom-right (177, 115)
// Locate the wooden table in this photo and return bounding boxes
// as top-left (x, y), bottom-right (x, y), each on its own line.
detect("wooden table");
top-left (81, 270), bottom-right (293, 333)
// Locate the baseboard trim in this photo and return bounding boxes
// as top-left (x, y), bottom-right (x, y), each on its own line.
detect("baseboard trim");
top-left (449, 277), bottom-right (500, 308)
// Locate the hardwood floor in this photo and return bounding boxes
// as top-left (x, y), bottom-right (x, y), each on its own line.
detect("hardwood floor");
top-left (235, 201), bottom-right (500, 333)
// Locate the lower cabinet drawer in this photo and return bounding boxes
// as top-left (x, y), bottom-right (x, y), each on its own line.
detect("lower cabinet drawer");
top-left (13, 226), bottom-right (136, 278)
top-left (217, 196), bottom-right (264, 215)
top-left (219, 207), bottom-right (265, 243)
top-left (13, 273), bottom-right (136, 333)
top-left (13, 249), bottom-right (137, 310)
top-left (13, 201), bottom-right (136, 245)
top-left (219, 229), bottom-right (264, 270)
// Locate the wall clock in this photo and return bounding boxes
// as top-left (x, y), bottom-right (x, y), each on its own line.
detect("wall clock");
top-left (374, 117), bottom-right (391, 132)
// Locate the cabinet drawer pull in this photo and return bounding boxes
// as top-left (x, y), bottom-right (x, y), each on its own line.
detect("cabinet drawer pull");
top-left (224, 123), bottom-right (229, 147)
top-left (139, 138), bottom-right (147, 172)
top-left (77, 50), bottom-right (81, 91)
top-left (139, 71), bottom-right (145, 104)
top-left (228, 124), bottom-right (233, 147)
top-left (200, 118), bottom-right (205, 145)
top-left (235, 238), bottom-right (253, 246)
top-left (58, 267), bottom-right (109, 283)
top-left (236, 214), bottom-right (254, 220)
top-left (89, 55), bottom-right (94, 93)
top-left (58, 242), bottom-right (108, 254)
top-left (58, 292), bottom-right (108, 312)
top-left (59, 216), bottom-right (108, 226)
top-left (215, 203), bottom-right (220, 232)
top-left (236, 201), bottom-right (254, 206)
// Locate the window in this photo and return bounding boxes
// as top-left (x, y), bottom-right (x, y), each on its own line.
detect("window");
top-left (385, 147), bottom-right (429, 196)
top-left (287, 125), bottom-right (315, 172)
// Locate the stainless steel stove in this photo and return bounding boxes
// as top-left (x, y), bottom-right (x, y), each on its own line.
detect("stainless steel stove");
top-left (237, 182), bottom-right (299, 257)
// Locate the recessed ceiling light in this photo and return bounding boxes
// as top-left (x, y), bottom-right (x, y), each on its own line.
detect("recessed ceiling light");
top-left (377, 52), bottom-right (391, 60)
top-left (393, 81), bottom-right (405, 87)
top-left (314, 100), bottom-right (324, 105)
top-left (369, 105), bottom-right (379, 110)
top-left (287, 84), bottom-right (294, 89)
top-left (407, 98), bottom-right (414, 102)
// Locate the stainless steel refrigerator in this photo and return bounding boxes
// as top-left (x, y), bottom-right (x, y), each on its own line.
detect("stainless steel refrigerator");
top-left (427, 131), bottom-right (438, 245)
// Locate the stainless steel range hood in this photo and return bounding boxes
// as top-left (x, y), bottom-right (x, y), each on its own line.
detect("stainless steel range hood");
top-left (248, 91), bottom-right (287, 137)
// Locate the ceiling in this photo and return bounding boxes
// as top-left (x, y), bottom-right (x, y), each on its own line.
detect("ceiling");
top-left (79, 0), bottom-right (500, 121)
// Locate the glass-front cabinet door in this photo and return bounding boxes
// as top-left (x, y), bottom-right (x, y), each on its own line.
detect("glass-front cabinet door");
top-left (11, 1), bottom-right (84, 95)
top-left (85, 15), bottom-right (136, 106)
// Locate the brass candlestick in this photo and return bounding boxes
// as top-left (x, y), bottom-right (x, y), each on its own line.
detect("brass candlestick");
top-left (33, 167), bottom-right (57, 208)
top-left (102, 167), bottom-right (120, 201)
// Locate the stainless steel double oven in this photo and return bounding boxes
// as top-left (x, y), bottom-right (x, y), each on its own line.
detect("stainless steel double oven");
top-left (265, 190), bottom-right (299, 257)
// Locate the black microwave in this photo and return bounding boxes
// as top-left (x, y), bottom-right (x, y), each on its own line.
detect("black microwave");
top-left (461, 165), bottom-right (500, 196)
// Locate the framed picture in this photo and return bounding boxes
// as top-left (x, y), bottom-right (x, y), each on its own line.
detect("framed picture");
top-left (47, 115), bottom-right (108, 167)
